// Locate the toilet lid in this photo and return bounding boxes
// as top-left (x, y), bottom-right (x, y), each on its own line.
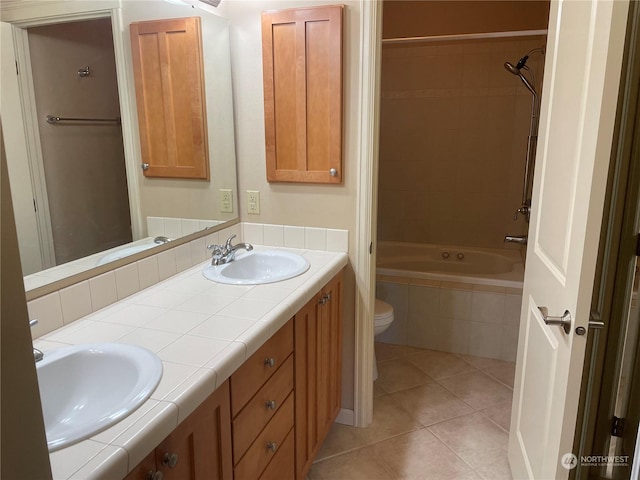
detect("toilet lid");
top-left (374, 299), bottom-right (394, 323)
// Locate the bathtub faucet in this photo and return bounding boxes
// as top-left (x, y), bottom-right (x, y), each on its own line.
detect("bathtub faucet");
top-left (505, 235), bottom-right (528, 245)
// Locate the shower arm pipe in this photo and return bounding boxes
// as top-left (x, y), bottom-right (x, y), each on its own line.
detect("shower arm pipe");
top-left (382, 29), bottom-right (547, 46)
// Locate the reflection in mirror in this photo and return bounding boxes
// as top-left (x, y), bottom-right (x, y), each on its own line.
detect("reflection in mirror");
top-left (0, 0), bottom-right (238, 294)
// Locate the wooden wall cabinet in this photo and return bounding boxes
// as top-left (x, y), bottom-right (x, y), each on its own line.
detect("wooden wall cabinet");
top-left (124, 380), bottom-right (232, 480)
top-left (294, 272), bottom-right (343, 479)
top-left (130, 17), bottom-right (210, 180)
top-left (261, 5), bottom-right (343, 184)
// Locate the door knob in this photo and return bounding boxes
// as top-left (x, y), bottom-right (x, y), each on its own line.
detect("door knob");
top-left (538, 307), bottom-right (571, 334)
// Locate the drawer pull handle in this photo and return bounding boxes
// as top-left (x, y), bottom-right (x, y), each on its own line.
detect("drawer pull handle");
top-left (265, 400), bottom-right (277, 410)
top-left (264, 357), bottom-right (276, 368)
top-left (147, 471), bottom-right (163, 480)
top-left (266, 441), bottom-right (277, 453)
top-left (162, 452), bottom-right (179, 469)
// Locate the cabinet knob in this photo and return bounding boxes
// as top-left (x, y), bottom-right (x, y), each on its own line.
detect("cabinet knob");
top-left (329, 168), bottom-right (338, 177)
top-left (146, 471), bottom-right (163, 480)
top-left (142, 163), bottom-right (149, 171)
top-left (319, 293), bottom-right (331, 305)
top-left (266, 441), bottom-right (277, 453)
top-left (264, 357), bottom-right (276, 368)
top-left (265, 400), bottom-right (277, 410)
top-left (161, 452), bottom-right (179, 469)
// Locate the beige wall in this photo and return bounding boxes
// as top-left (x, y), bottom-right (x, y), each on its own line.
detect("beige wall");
top-left (226, 0), bottom-right (362, 410)
top-left (1, 122), bottom-right (52, 479)
top-left (29, 19), bottom-right (132, 264)
top-left (378, 34), bottom-right (545, 249)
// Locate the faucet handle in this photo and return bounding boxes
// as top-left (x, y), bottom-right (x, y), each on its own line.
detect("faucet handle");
top-left (224, 234), bottom-right (237, 248)
top-left (514, 205), bottom-right (531, 221)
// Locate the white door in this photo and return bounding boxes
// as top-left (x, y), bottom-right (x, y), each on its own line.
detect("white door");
top-left (509, 1), bottom-right (630, 479)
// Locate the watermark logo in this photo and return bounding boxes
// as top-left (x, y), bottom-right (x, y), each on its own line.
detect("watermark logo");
top-left (561, 453), bottom-right (629, 469)
top-left (561, 453), bottom-right (578, 470)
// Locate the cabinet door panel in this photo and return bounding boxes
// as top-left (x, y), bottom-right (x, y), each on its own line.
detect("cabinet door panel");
top-left (294, 294), bottom-right (320, 479)
top-left (130, 17), bottom-right (209, 179)
top-left (156, 381), bottom-right (232, 480)
top-left (294, 270), bottom-right (343, 479)
top-left (262, 5), bottom-right (343, 184)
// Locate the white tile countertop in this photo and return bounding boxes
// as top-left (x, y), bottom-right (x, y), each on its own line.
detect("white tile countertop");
top-left (35, 246), bottom-right (348, 480)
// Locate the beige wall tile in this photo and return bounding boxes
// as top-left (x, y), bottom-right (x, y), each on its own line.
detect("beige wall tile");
top-left (89, 272), bottom-right (117, 311)
top-left (28, 292), bottom-right (64, 338)
top-left (115, 264), bottom-right (140, 301)
top-left (59, 281), bottom-right (93, 324)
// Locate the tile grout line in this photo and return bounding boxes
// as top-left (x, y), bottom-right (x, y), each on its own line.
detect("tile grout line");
top-left (311, 425), bottom-right (427, 465)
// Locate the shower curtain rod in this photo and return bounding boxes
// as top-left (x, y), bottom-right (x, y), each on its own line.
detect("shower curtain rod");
top-left (382, 29), bottom-right (547, 45)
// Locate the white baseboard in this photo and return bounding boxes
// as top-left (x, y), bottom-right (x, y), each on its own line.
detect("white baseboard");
top-left (335, 408), bottom-right (355, 426)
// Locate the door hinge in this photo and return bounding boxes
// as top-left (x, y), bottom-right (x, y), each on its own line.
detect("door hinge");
top-left (612, 416), bottom-right (625, 437)
top-left (369, 242), bottom-right (373, 255)
top-left (33, 198), bottom-right (37, 213)
top-left (15, 60), bottom-right (18, 76)
top-left (636, 234), bottom-right (640, 256)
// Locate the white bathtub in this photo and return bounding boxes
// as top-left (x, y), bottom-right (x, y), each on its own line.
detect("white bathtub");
top-left (375, 241), bottom-right (524, 362)
top-left (377, 241), bottom-right (524, 288)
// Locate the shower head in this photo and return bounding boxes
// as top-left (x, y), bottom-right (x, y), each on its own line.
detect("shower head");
top-left (504, 62), bottom-right (521, 76)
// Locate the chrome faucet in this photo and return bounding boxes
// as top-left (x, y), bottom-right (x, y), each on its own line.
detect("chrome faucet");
top-left (505, 235), bottom-right (528, 245)
top-left (207, 234), bottom-right (253, 266)
top-left (30, 319), bottom-right (44, 363)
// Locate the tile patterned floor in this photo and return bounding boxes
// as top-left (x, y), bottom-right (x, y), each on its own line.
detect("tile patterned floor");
top-left (309, 343), bottom-right (515, 480)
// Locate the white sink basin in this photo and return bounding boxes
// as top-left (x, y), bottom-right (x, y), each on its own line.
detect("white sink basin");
top-left (202, 250), bottom-right (310, 285)
top-left (36, 343), bottom-right (163, 452)
top-left (96, 243), bottom-right (156, 266)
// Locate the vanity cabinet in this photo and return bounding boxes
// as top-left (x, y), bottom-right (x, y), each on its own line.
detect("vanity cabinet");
top-left (294, 272), bottom-right (343, 479)
top-left (124, 380), bottom-right (232, 480)
top-left (261, 5), bottom-right (343, 184)
top-left (123, 271), bottom-right (343, 480)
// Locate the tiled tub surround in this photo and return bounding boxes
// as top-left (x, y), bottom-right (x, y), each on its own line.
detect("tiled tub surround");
top-left (377, 36), bottom-right (545, 250)
top-left (33, 245), bottom-right (348, 479)
top-left (375, 242), bottom-right (523, 362)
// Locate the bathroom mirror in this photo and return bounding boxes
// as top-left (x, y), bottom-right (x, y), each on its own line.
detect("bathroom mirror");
top-left (0, 0), bottom-right (239, 295)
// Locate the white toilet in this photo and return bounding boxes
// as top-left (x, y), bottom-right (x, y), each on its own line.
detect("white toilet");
top-left (373, 299), bottom-right (395, 381)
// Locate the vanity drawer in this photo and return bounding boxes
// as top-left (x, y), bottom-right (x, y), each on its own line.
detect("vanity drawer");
top-left (233, 392), bottom-right (294, 480)
top-left (231, 320), bottom-right (293, 416)
top-left (233, 354), bottom-right (294, 462)
top-left (258, 428), bottom-right (294, 480)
